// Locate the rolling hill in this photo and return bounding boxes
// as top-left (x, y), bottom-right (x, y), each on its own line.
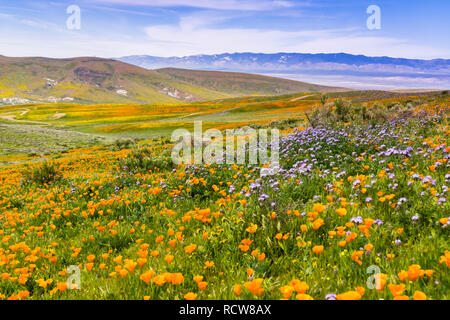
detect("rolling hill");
top-left (155, 68), bottom-right (344, 96)
top-left (0, 56), bottom-right (344, 105)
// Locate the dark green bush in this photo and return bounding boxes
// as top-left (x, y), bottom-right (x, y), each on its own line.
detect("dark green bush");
top-left (22, 161), bottom-right (62, 185)
top-left (113, 138), bottom-right (135, 150)
top-left (118, 147), bottom-right (175, 173)
top-left (308, 99), bottom-right (401, 127)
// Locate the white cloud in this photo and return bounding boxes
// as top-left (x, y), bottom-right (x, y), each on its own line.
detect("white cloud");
top-left (142, 21), bottom-right (449, 59)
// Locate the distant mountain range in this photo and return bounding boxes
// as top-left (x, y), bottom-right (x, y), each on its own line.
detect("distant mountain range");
top-left (118, 53), bottom-right (450, 75)
top-left (0, 55), bottom-right (343, 105)
top-left (118, 53), bottom-right (450, 90)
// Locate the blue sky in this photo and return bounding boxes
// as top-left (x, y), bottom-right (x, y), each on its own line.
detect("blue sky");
top-left (0, 0), bottom-right (449, 59)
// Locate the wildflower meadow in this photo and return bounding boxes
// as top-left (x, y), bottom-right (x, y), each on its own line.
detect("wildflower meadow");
top-left (0, 97), bottom-right (448, 301)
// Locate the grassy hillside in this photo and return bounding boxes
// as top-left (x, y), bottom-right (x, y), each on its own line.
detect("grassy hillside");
top-left (0, 56), bottom-right (344, 105)
top-left (156, 68), bottom-right (346, 95)
top-left (0, 56), bottom-right (227, 104)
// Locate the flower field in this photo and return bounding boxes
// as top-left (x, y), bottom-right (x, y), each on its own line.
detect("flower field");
top-left (0, 99), bottom-right (449, 300)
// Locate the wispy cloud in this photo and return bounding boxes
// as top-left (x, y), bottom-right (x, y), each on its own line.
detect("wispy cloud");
top-left (19, 18), bottom-right (61, 30)
top-left (90, 0), bottom-right (295, 11)
top-left (85, 5), bottom-right (161, 17)
top-left (0, 11), bottom-right (62, 31)
top-left (0, 13), bottom-right (15, 19)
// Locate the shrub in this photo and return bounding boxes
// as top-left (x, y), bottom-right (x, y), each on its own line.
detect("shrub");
top-left (307, 99), bottom-right (417, 128)
top-left (366, 103), bottom-right (389, 122)
top-left (334, 99), bottom-right (352, 122)
top-left (308, 99), bottom-right (353, 127)
top-left (118, 147), bottom-right (175, 173)
top-left (113, 138), bottom-right (135, 150)
top-left (22, 161), bottom-right (62, 185)
top-left (320, 93), bottom-right (328, 107)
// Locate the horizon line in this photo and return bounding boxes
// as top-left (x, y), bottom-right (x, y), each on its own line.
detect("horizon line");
top-left (2, 52), bottom-right (450, 62)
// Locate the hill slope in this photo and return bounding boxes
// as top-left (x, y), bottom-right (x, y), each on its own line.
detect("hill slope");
top-left (0, 56), bottom-right (344, 105)
top-left (155, 68), bottom-right (344, 95)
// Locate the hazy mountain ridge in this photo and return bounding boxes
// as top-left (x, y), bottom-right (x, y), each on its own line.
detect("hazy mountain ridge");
top-left (118, 52), bottom-right (450, 75)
